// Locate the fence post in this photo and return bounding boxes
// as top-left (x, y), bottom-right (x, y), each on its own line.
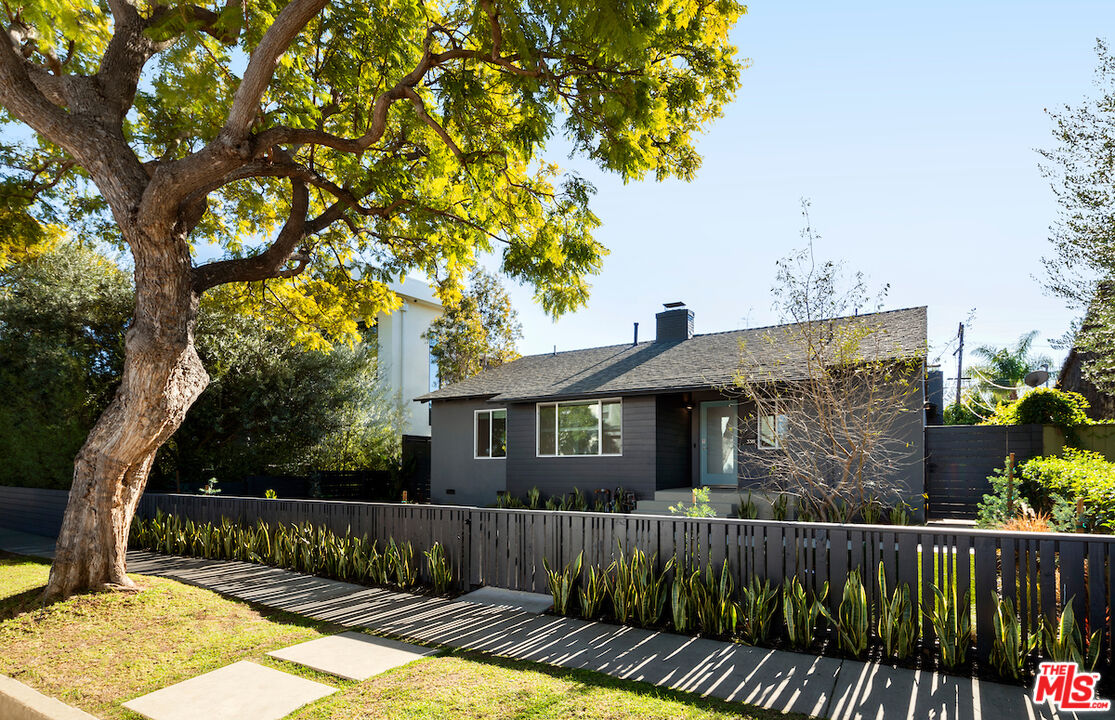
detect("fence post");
top-left (1006, 452), bottom-right (1015, 519)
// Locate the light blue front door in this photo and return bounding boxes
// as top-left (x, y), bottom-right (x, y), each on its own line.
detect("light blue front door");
top-left (699, 401), bottom-right (737, 485)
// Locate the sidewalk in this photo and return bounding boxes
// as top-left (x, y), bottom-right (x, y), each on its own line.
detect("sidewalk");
top-left (0, 527), bottom-right (1085, 720)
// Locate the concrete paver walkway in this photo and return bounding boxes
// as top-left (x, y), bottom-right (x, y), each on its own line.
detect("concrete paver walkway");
top-left (0, 528), bottom-right (1093, 720)
top-left (268, 631), bottom-right (435, 680)
top-left (121, 661), bottom-right (335, 720)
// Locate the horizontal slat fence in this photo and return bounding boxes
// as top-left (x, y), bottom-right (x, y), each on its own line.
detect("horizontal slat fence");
top-left (127, 493), bottom-right (1115, 670)
top-left (0, 486), bottom-right (70, 537)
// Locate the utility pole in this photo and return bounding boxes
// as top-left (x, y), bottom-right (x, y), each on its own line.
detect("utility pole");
top-left (952, 322), bottom-right (965, 404)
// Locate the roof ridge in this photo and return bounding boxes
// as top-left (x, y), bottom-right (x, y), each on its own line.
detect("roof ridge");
top-left (509, 305), bottom-right (927, 359)
top-left (691, 305), bottom-right (927, 339)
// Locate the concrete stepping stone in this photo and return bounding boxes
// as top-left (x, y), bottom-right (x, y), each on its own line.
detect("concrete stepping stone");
top-left (458, 586), bottom-right (553, 613)
top-left (268, 631), bottom-right (436, 680)
top-left (122, 660), bottom-right (335, 720)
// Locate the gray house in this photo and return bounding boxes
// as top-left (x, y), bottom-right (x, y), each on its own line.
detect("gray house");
top-left (417, 304), bottom-right (928, 510)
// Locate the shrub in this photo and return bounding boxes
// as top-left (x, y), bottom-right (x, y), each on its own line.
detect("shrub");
top-left (781, 576), bottom-right (827, 651)
top-left (925, 578), bottom-right (972, 669)
top-left (982, 387), bottom-right (1091, 438)
top-left (876, 562), bottom-right (916, 660)
top-left (833, 569), bottom-right (869, 658)
top-left (689, 561), bottom-right (738, 636)
top-left (998, 509), bottom-right (1053, 533)
top-left (671, 568), bottom-right (693, 632)
top-left (981, 449), bottom-right (1115, 532)
top-left (669, 487), bottom-right (717, 518)
top-left (990, 595), bottom-right (1039, 680)
top-left (771, 494), bottom-right (790, 521)
top-left (944, 400), bottom-right (985, 426)
top-left (129, 513), bottom-right (453, 592)
top-left (861, 498), bottom-right (885, 525)
top-left (889, 501), bottom-right (914, 526)
top-left (1021, 449), bottom-right (1115, 532)
top-left (607, 547), bottom-right (673, 627)
top-left (424, 542), bottom-right (453, 595)
top-left (1042, 599), bottom-right (1102, 670)
top-left (736, 492), bottom-right (758, 519)
top-left (977, 457), bottom-right (1036, 528)
top-left (739, 577), bottom-right (779, 645)
top-left (543, 551), bottom-right (583, 616)
top-left (578, 565), bottom-right (607, 619)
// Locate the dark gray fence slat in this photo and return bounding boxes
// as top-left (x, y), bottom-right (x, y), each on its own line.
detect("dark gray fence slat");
top-left (1060, 540), bottom-right (1087, 628)
top-left (1040, 540), bottom-right (1057, 625)
top-left (955, 534), bottom-right (972, 625)
top-left (814, 528), bottom-right (829, 595)
top-left (765, 524), bottom-right (782, 583)
top-left (830, 529), bottom-right (848, 605)
top-left (1087, 541), bottom-right (1106, 663)
top-left (920, 533), bottom-right (936, 646)
top-left (974, 536), bottom-right (997, 662)
top-left (710, 522), bottom-right (727, 574)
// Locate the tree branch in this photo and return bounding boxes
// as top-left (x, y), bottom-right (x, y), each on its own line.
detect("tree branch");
top-left (192, 178), bottom-right (310, 291)
top-left (0, 33), bottom-right (81, 154)
top-left (403, 87), bottom-right (462, 159)
top-left (221, 0), bottom-right (328, 139)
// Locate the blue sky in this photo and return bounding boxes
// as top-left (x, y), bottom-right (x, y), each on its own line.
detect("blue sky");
top-left (483, 1), bottom-right (1113, 385)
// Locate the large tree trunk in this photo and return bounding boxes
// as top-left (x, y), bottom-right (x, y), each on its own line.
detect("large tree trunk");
top-left (44, 236), bottom-right (209, 600)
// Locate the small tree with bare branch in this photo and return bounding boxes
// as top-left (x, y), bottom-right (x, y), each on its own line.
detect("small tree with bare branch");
top-left (733, 202), bottom-right (924, 522)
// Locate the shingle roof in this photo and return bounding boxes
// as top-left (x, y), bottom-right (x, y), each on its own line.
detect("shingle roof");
top-left (417, 306), bottom-right (927, 404)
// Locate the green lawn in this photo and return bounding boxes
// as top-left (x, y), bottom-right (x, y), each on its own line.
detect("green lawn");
top-left (0, 552), bottom-right (808, 720)
top-left (0, 551), bottom-right (341, 719)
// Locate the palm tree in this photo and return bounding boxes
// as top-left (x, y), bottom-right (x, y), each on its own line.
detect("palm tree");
top-left (970, 331), bottom-right (1053, 402)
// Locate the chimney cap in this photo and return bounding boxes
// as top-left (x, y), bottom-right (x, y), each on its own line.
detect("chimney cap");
top-left (662, 301), bottom-right (686, 309)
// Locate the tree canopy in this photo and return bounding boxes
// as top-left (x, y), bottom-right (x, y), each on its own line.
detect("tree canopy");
top-left (1, 0), bottom-right (745, 339)
top-left (969, 330), bottom-right (1052, 403)
top-left (427, 267), bottom-right (521, 384)
top-left (0, 243), bottom-right (402, 490)
top-left (1041, 39), bottom-right (1115, 392)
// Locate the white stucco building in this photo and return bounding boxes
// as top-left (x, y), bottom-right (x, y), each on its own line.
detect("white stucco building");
top-left (376, 278), bottom-right (444, 438)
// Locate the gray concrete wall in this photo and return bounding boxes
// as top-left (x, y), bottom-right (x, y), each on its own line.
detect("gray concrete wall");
top-left (505, 395), bottom-right (658, 499)
top-left (429, 398), bottom-right (507, 506)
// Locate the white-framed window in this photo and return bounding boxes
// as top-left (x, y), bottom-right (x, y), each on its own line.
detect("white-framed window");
top-left (758, 413), bottom-right (788, 450)
top-left (474, 409), bottom-right (507, 459)
top-left (536, 398), bottom-right (622, 457)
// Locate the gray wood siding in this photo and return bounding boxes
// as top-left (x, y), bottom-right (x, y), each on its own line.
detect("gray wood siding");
top-left (655, 393), bottom-right (691, 489)
top-left (506, 395), bottom-right (658, 499)
top-left (430, 398), bottom-right (508, 506)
